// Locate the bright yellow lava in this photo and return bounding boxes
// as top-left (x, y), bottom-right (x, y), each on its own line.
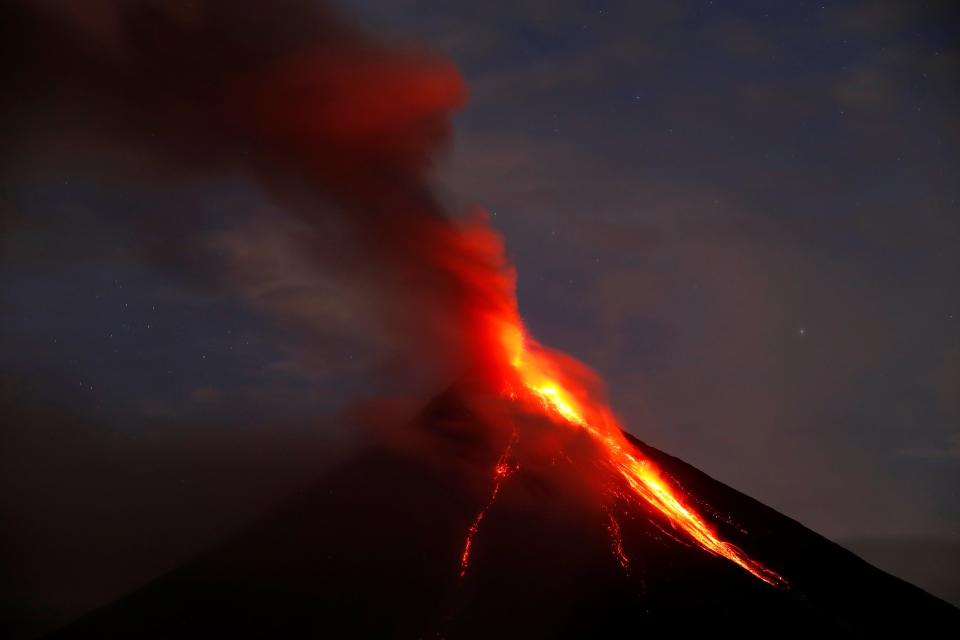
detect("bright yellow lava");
top-left (508, 330), bottom-right (784, 587)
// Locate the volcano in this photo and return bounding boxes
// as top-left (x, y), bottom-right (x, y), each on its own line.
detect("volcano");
top-left (7, 4), bottom-right (956, 637)
top-left (50, 386), bottom-right (958, 639)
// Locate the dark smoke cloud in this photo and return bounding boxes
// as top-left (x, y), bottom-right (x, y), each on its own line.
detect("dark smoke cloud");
top-left (1, 3), bottom-right (515, 635)
top-left (1, 0), bottom-right (510, 394)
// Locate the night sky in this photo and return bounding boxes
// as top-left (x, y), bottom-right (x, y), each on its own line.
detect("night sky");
top-left (2, 1), bottom-right (959, 635)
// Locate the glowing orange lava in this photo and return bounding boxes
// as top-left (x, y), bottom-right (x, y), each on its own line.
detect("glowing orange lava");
top-left (500, 323), bottom-right (785, 587)
top-left (604, 507), bottom-right (632, 577)
top-left (459, 427), bottom-right (518, 578)
top-left (446, 216), bottom-right (782, 586)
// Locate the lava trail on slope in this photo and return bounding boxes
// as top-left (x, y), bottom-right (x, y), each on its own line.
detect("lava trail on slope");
top-left (50, 388), bottom-right (959, 638)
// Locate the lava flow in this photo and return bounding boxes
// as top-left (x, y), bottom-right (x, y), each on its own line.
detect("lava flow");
top-left (459, 427), bottom-right (518, 578)
top-left (604, 507), bottom-right (632, 577)
top-left (453, 221), bottom-right (784, 588)
top-left (509, 325), bottom-right (782, 586)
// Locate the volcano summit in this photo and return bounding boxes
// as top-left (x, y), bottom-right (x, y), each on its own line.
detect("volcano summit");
top-left (52, 386), bottom-right (958, 638)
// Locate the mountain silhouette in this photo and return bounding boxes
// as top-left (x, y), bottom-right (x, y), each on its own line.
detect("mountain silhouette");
top-left (50, 388), bottom-right (959, 638)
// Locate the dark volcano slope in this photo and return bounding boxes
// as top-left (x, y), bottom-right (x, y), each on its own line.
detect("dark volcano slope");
top-left (51, 390), bottom-right (959, 638)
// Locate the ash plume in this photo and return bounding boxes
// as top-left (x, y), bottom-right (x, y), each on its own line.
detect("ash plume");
top-left (1, 0), bottom-right (510, 391)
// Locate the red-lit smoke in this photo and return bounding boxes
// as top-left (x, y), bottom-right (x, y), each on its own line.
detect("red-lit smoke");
top-left (2, 0), bottom-right (784, 588)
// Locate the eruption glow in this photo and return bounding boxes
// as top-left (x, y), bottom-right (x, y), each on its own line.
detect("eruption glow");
top-left (455, 221), bottom-right (784, 588)
top-left (510, 325), bottom-right (782, 586)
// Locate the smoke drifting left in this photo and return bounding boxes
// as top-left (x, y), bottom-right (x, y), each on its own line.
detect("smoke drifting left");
top-left (0, 0), bottom-right (518, 394)
top-left (0, 2), bottom-right (513, 634)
